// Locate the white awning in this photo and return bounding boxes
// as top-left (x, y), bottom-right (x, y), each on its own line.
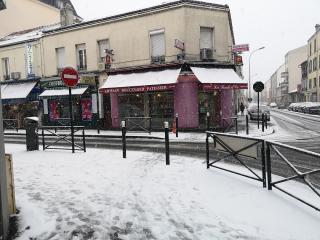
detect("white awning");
top-left (289, 89), bottom-right (297, 94)
top-left (99, 69), bottom-right (181, 93)
top-left (1, 81), bottom-right (37, 100)
top-left (191, 67), bottom-right (245, 84)
top-left (39, 87), bottom-right (88, 97)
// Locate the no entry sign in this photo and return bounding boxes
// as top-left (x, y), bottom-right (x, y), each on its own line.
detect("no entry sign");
top-left (253, 81), bottom-right (264, 93)
top-left (61, 67), bottom-right (79, 87)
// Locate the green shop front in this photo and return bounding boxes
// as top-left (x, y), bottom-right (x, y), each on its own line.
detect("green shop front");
top-left (40, 76), bottom-right (99, 128)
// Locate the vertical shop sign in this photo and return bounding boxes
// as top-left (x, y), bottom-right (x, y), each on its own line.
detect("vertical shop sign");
top-left (25, 44), bottom-right (34, 77)
top-left (91, 94), bottom-right (98, 114)
top-left (81, 99), bottom-right (92, 121)
top-left (43, 99), bottom-right (48, 115)
top-left (49, 101), bottom-right (59, 120)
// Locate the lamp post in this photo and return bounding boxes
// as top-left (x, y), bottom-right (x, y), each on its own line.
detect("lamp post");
top-left (248, 46), bottom-right (265, 99)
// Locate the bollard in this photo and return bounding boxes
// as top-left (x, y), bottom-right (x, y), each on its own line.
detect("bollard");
top-left (121, 121), bottom-right (126, 159)
top-left (265, 114), bottom-right (268, 129)
top-left (235, 118), bottom-right (238, 135)
top-left (206, 112), bottom-right (210, 131)
top-left (266, 142), bottom-right (272, 190)
top-left (206, 133), bottom-right (210, 169)
top-left (164, 121), bottom-right (170, 165)
top-left (82, 128), bottom-right (86, 152)
top-left (175, 113), bottom-right (179, 138)
top-left (246, 115), bottom-right (249, 135)
top-left (262, 113), bottom-right (265, 132)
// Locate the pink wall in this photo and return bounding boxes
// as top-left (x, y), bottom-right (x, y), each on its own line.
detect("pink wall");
top-left (174, 75), bottom-right (199, 128)
top-left (110, 93), bottom-right (119, 128)
top-left (220, 90), bottom-right (233, 127)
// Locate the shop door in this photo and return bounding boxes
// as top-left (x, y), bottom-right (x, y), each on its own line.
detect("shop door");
top-left (103, 95), bottom-right (112, 129)
top-left (199, 91), bottom-right (221, 129)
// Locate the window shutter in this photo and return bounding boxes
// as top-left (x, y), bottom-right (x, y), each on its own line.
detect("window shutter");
top-left (151, 33), bottom-right (165, 57)
top-left (200, 27), bottom-right (214, 49)
top-left (98, 40), bottom-right (109, 58)
top-left (56, 48), bottom-right (65, 69)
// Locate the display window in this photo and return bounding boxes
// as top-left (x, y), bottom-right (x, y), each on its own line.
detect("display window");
top-left (199, 90), bottom-right (221, 128)
top-left (81, 98), bottom-right (92, 121)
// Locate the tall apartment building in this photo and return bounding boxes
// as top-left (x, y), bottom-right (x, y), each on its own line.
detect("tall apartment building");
top-left (307, 24), bottom-right (320, 102)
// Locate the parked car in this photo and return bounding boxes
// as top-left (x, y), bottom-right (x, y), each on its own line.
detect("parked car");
top-left (270, 102), bottom-right (277, 108)
top-left (304, 102), bottom-right (320, 114)
top-left (247, 104), bottom-right (270, 121)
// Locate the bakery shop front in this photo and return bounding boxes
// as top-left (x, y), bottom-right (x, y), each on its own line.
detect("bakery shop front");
top-left (99, 65), bottom-right (247, 130)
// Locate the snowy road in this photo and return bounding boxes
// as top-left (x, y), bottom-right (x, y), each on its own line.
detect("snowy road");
top-left (6, 144), bottom-right (320, 240)
top-left (268, 109), bottom-right (320, 152)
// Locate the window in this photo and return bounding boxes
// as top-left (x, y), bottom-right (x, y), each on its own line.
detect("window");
top-left (313, 57), bottom-right (317, 71)
top-left (97, 39), bottom-right (110, 62)
top-left (309, 60), bottom-right (312, 73)
top-left (319, 77), bottom-right (320, 87)
top-left (314, 39), bottom-right (317, 53)
top-left (150, 30), bottom-right (165, 59)
top-left (200, 27), bottom-right (214, 49)
top-left (56, 47), bottom-right (65, 72)
top-left (314, 78), bottom-right (317, 88)
top-left (1, 58), bottom-right (10, 80)
top-left (309, 79), bottom-right (312, 89)
top-left (76, 44), bottom-right (87, 71)
top-left (309, 43), bottom-right (312, 56)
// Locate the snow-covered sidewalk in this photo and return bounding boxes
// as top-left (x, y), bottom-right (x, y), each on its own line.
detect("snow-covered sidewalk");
top-left (7, 144), bottom-right (320, 240)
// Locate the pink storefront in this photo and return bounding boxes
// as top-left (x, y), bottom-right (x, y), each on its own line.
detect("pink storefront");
top-left (99, 66), bottom-right (247, 130)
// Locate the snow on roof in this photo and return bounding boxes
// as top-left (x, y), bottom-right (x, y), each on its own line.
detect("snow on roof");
top-left (100, 69), bottom-right (181, 89)
top-left (1, 81), bottom-right (37, 99)
top-left (191, 67), bottom-right (245, 84)
top-left (0, 24), bottom-right (60, 47)
top-left (39, 87), bottom-right (88, 97)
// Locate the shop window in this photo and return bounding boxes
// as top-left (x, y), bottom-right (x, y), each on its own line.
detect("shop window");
top-left (97, 39), bottom-right (110, 63)
top-left (48, 98), bottom-right (80, 122)
top-left (81, 99), bottom-right (92, 121)
top-left (150, 29), bottom-right (165, 63)
top-left (76, 43), bottom-right (87, 71)
top-left (150, 92), bottom-right (174, 119)
top-left (119, 94), bottom-right (144, 118)
top-left (1, 57), bottom-right (10, 80)
top-left (56, 47), bottom-right (65, 73)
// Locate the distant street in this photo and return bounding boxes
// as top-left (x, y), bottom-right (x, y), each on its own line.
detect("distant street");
top-left (267, 109), bottom-right (320, 153)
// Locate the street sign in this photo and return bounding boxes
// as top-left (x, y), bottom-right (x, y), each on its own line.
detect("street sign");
top-left (253, 81), bottom-right (264, 93)
top-left (61, 67), bottom-right (79, 87)
top-left (232, 44), bottom-right (249, 53)
top-left (174, 39), bottom-right (185, 51)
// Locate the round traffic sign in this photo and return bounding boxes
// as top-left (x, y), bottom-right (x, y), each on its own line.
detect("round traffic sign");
top-left (61, 67), bottom-right (79, 87)
top-left (253, 81), bottom-right (264, 93)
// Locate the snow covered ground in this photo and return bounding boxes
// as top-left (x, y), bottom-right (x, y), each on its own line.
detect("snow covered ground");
top-left (6, 144), bottom-right (320, 240)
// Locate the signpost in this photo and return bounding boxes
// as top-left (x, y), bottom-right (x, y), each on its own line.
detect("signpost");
top-left (253, 81), bottom-right (264, 129)
top-left (61, 67), bottom-right (79, 153)
top-left (232, 44), bottom-right (250, 53)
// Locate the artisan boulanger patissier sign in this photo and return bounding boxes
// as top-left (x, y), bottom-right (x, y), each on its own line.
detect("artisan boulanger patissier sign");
top-left (100, 84), bottom-right (176, 94)
top-left (202, 83), bottom-right (248, 90)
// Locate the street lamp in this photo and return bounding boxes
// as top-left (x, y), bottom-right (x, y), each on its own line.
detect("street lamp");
top-left (248, 46), bottom-right (265, 99)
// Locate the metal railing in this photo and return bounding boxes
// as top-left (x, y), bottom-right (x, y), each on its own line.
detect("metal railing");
top-left (3, 119), bottom-right (18, 132)
top-left (266, 141), bottom-right (320, 212)
top-left (222, 117), bottom-right (238, 134)
top-left (125, 117), bottom-right (152, 134)
top-left (206, 131), bottom-right (266, 187)
top-left (40, 126), bottom-right (86, 152)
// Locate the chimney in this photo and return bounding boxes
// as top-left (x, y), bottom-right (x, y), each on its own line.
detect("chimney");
top-left (315, 24), bottom-right (320, 32)
top-left (60, 3), bottom-right (74, 27)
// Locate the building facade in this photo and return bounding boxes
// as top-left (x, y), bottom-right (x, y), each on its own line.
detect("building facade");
top-left (0, 0), bottom-right (80, 38)
top-left (306, 24), bottom-right (320, 102)
top-left (0, 0), bottom-right (246, 130)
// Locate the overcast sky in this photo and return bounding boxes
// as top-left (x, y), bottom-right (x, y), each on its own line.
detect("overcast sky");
top-left (71, 0), bottom-right (320, 83)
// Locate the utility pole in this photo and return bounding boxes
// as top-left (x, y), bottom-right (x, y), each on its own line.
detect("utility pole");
top-left (0, 86), bottom-right (9, 239)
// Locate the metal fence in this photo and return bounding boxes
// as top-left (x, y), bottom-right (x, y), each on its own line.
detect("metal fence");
top-left (206, 131), bottom-right (266, 187)
top-left (206, 131), bottom-right (320, 212)
top-left (266, 141), bottom-right (320, 212)
top-left (3, 119), bottom-right (18, 132)
top-left (40, 126), bottom-right (86, 152)
top-left (125, 117), bottom-right (152, 134)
